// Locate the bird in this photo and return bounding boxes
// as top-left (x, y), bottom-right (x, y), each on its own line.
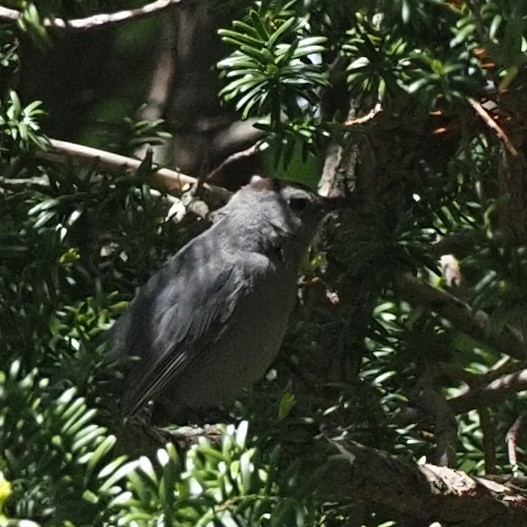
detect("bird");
top-left (105, 177), bottom-right (339, 427)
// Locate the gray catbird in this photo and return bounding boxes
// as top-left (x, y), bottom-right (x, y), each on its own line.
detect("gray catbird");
top-left (108, 178), bottom-right (337, 425)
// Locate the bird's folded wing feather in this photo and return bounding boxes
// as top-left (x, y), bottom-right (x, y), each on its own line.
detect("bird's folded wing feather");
top-left (118, 254), bottom-right (248, 419)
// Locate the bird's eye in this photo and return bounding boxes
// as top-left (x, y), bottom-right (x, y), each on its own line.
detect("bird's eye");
top-left (288, 197), bottom-right (309, 213)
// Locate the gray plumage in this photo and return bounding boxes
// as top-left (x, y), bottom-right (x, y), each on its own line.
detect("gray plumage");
top-left (108, 178), bottom-right (332, 425)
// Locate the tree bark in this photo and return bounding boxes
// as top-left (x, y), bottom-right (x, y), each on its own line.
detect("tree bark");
top-left (327, 441), bottom-right (527, 527)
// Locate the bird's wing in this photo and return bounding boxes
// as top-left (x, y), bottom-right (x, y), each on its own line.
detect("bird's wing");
top-left (118, 251), bottom-right (251, 419)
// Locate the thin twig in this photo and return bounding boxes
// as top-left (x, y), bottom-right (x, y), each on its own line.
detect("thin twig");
top-left (467, 96), bottom-right (518, 157)
top-left (343, 102), bottom-right (382, 127)
top-left (193, 141), bottom-right (265, 195)
top-left (0, 0), bottom-right (188, 31)
top-left (206, 143), bottom-right (262, 182)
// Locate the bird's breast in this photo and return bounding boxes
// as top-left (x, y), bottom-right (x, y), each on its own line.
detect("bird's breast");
top-left (160, 261), bottom-right (297, 412)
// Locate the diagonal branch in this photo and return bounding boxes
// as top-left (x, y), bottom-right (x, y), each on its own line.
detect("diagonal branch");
top-left (398, 272), bottom-right (527, 360)
top-left (39, 138), bottom-right (193, 189)
top-left (0, 0), bottom-right (189, 31)
top-left (36, 138), bottom-right (228, 202)
top-left (342, 101), bottom-right (383, 127)
top-left (205, 143), bottom-right (262, 189)
top-left (448, 369), bottom-right (527, 414)
top-left (468, 96), bottom-right (518, 157)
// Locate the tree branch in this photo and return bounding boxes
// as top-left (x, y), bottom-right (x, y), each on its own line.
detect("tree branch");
top-left (506, 411), bottom-right (527, 466)
top-left (448, 369), bottom-right (527, 414)
top-left (328, 440), bottom-right (527, 526)
top-left (0, 0), bottom-right (189, 31)
top-left (205, 142), bottom-right (263, 189)
top-left (398, 272), bottom-right (527, 360)
top-left (36, 138), bottom-right (229, 202)
top-left (468, 96), bottom-right (518, 157)
top-left (0, 6), bottom-right (18, 22)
